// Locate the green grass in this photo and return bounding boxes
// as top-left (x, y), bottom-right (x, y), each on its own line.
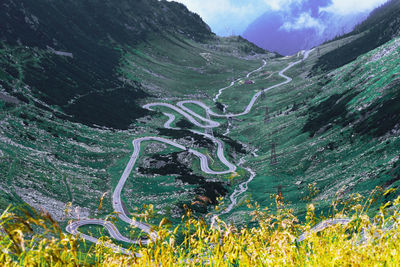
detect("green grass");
top-left (221, 37), bottom-right (400, 222)
top-left (120, 35), bottom-right (269, 99)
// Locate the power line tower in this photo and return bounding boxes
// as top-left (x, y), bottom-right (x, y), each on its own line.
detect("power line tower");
top-left (264, 106), bottom-right (270, 124)
top-left (270, 142), bottom-right (278, 166)
top-left (317, 47), bottom-right (321, 57)
top-left (260, 90), bottom-right (266, 100)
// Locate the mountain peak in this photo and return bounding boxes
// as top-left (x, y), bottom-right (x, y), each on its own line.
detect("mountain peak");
top-left (243, 3), bottom-right (373, 55)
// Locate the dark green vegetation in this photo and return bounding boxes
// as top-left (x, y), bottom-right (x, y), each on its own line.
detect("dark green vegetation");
top-left (312, 0), bottom-right (400, 74)
top-left (302, 90), bottom-right (360, 137)
top-left (157, 128), bottom-right (214, 148)
top-left (138, 151), bottom-right (228, 206)
top-left (354, 78), bottom-right (400, 137)
top-left (0, 0), bottom-right (213, 129)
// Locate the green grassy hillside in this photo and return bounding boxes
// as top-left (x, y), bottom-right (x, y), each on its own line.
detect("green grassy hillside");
top-left (312, 0), bottom-right (400, 74)
top-left (0, 0), bottom-right (215, 129)
top-left (220, 37), bottom-right (400, 223)
top-left (0, 0), bottom-right (273, 235)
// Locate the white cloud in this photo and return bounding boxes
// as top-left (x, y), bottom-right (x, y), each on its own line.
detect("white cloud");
top-left (280, 12), bottom-right (326, 34)
top-left (320, 0), bottom-right (389, 15)
top-left (168, 0), bottom-right (269, 35)
top-left (263, 0), bottom-right (302, 11)
top-left (168, 0), bottom-right (304, 35)
top-left (168, 0), bottom-right (390, 36)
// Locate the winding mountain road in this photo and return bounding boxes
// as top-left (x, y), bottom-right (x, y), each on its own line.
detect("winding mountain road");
top-left (66, 50), bottom-right (316, 255)
top-left (213, 59), bottom-right (267, 103)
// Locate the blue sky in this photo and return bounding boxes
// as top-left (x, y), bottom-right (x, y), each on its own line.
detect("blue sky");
top-left (169, 0), bottom-right (389, 36)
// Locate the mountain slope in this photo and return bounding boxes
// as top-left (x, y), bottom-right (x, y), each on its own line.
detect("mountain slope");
top-left (243, 2), bottom-right (369, 55)
top-left (0, 0), bottom-right (272, 226)
top-left (0, 0), bottom-right (213, 129)
top-left (312, 0), bottom-right (400, 73)
top-left (219, 36), bottom-right (400, 223)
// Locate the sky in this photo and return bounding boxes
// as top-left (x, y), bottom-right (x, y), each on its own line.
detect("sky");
top-left (168, 0), bottom-right (389, 36)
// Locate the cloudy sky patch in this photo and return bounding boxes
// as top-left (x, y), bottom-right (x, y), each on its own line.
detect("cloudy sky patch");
top-left (169, 0), bottom-right (388, 36)
top-left (280, 12), bottom-right (326, 34)
top-left (168, 0), bottom-right (265, 35)
top-left (320, 0), bottom-right (389, 15)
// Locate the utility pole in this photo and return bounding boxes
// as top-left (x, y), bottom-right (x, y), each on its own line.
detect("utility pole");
top-left (228, 116), bottom-right (233, 129)
top-left (260, 90), bottom-right (266, 100)
top-left (264, 106), bottom-right (270, 124)
top-left (317, 47), bottom-right (320, 57)
top-left (270, 142), bottom-right (278, 166)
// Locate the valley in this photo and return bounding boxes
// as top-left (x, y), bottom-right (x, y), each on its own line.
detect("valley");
top-left (1, 0), bottom-right (400, 263)
top-left (66, 50), bottom-right (312, 251)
